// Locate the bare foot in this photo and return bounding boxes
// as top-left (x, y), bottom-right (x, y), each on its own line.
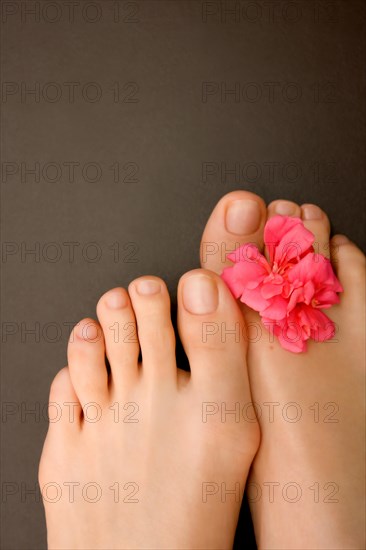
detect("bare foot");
top-left (39, 271), bottom-right (259, 549)
top-left (201, 191), bottom-right (365, 549)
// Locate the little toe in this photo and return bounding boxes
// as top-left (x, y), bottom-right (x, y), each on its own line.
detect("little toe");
top-left (177, 269), bottom-right (250, 397)
top-left (48, 367), bottom-right (82, 430)
top-left (301, 203), bottom-right (331, 258)
top-left (331, 235), bottom-right (365, 307)
top-left (67, 318), bottom-right (109, 408)
top-left (39, 367), bottom-right (81, 490)
top-left (97, 288), bottom-right (139, 389)
top-left (128, 277), bottom-right (176, 383)
top-left (200, 190), bottom-right (267, 274)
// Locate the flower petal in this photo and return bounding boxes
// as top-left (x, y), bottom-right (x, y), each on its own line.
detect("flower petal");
top-left (240, 287), bottom-right (270, 312)
top-left (302, 306), bottom-right (335, 342)
top-left (278, 332), bottom-right (307, 353)
top-left (227, 243), bottom-right (265, 265)
top-left (262, 316), bottom-right (307, 353)
top-left (261, 282), bottom-right (284, 299)
top-left (222, 258), bottom-right (268, 298)
top-left (261, 295), bottom-right (288, 320)
top-left (264, 216), bottom-right (314, 265)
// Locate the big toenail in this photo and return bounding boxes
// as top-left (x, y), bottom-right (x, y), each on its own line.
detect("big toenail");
top-left (182, 274), bottom-right (218, 314)
top-left (106, 289), bottom-right (128, 309)
top-left (274, 201), bottom-right (297, 215)
top-left (136, 279), bottom-right (161, 296)
top-left (225, 199), bottom-right (261, 235)
top-left (302, 204), bottom-right (323, 220)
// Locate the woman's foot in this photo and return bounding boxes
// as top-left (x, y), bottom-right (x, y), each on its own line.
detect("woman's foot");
top-left (39, 271), bottom-right (259, 549)
top-left (201, 191), bottom-right (365, 549)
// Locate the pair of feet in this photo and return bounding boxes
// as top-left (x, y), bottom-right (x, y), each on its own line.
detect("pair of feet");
top-left (39, 191), bottom-right (365, 549)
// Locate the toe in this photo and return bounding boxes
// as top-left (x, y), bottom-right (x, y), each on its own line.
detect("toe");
top-left (48, 367), bottom-right (82, 430)
top-left (301, 203), bottom-right (331, 258)
top-left (331, 235), bottom-right (365, 302)
top-left (39, 367), bottom-right (81, 489)
top-left (97, 288), bottom-right (139, 389)
top-left (128, 277), bottom-right (176, 383)
top-left (177, 269), bottom-right (250, 397)
top-left (200, 190), bottom-right (267, 274)
top-left (267, 199), bottom-right (301, 218)
top-left (329, 236), bottom-right (365, 353)
top-left (67, 318), bottom-right (109, 408)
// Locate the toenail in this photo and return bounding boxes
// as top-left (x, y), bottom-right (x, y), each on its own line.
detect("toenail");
top-left (136, 279), bottom-right (161, 296)
top-left (332, 235), bottom-right (349, 245)
top-left (302, 204), bottom-right (323, 220)
top-left (225, 199), bottom-right (261, 235)
top-left (77, 322), bottom-right (99, 341)
top-left (273, 201), bottom-right (297, 216)
top-left (182, 274), bottom-right (218, 314)
top-left (105, 289), bottom-right (128, 309)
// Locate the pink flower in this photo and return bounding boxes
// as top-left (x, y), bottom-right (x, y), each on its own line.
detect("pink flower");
top-left (222, 216), bottom-right (343, 353)
top-left (263, 306), bottom-right (336, 353)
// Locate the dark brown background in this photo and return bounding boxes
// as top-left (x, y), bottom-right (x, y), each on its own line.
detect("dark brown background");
top-left (1, 1), bottom-right (365, 548)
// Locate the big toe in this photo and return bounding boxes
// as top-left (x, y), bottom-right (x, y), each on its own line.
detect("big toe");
top-left (200, 190), bottom-right (267, 274)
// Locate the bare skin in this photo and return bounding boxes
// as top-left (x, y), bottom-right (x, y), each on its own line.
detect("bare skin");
top-left (201, 191), bottom-right (365, 549)
top-left (39, 271), bottom-right (260, 550)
